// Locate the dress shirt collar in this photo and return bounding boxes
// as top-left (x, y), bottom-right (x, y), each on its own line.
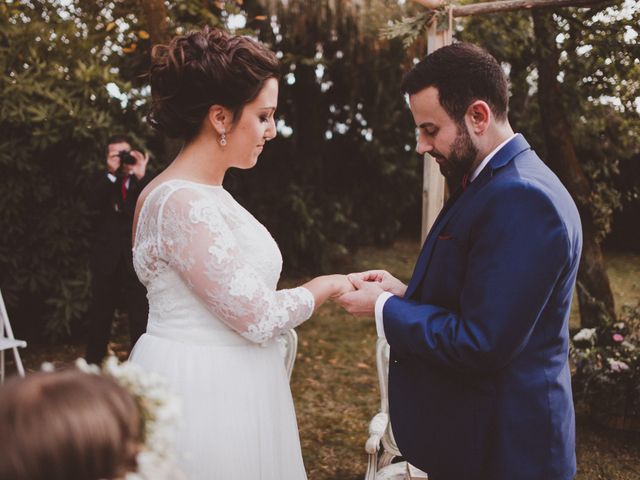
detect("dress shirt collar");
top-left (469, 133), bottom-right (518, 183)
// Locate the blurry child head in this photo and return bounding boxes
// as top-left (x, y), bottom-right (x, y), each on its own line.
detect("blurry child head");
top-left (0, 369), bottom-right (142, 480)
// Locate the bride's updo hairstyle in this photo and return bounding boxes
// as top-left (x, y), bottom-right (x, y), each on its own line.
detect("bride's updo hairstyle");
top-left (149, 26), bottom-right (280, 140)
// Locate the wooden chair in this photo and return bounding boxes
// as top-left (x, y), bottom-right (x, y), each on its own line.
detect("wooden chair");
top-left (364, 338), bottom-right (428, 480)
top-left (0, 289), bottom-right (27, 383)
top-left (276, 328), bottom-right (298, 381)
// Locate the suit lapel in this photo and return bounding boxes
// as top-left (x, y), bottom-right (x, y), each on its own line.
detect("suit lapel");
top-left (404, 172), bottom-right (487, 299)
top-left (404, 134), bottom-right (531, 299)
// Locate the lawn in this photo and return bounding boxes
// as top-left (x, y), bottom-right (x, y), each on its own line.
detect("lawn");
top-left (7, 240), bottom-right (640, 479)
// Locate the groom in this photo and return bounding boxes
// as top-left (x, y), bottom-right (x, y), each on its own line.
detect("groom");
top-left (338, 43), bottom-right (582, 480)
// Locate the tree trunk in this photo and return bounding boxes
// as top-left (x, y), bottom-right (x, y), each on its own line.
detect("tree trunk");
top-left (137, 0), bottom-right (169, 47)
top-left (532, 8), bottom-right (616, 328)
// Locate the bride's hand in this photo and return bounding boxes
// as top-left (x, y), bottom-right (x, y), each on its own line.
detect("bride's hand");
top-left (329, 274), bottom-right (356, 298)
top-left (302, 274), bottom-right (355, 309)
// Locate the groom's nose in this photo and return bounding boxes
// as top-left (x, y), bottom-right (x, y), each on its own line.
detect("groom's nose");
top-left (416, 138), bottom-right (432, 156)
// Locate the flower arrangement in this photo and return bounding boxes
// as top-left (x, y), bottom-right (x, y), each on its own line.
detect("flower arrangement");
top-left (570, 303), bottom-right (640, 430)
top-left (69, 357), bottom-right (182, 479)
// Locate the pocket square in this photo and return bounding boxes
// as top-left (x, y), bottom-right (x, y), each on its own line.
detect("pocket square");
top-left (437, 234), bottom-right (453, 240)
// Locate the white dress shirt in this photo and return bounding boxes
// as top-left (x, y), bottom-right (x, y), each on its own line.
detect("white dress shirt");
top-left (374, 134), bottom-right (518, 338)
top-left (107, 172), bottom-right (130, 189)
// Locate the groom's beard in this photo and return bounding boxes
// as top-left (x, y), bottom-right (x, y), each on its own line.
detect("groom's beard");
top-left (433, 123), bottom-right (479, 189)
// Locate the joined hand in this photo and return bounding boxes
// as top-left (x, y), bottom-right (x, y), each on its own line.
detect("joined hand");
top-left (334, 270), bottom-right (407, 316)
top-left (349, 270), bottom-right (407, 297)
top-left (335, 276), bottom-right (383, 316)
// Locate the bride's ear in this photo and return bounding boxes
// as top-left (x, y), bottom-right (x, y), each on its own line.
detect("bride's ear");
top-left (207, 105), bottom-right (230, 135)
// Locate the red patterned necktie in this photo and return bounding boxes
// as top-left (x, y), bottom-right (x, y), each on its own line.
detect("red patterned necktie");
top-left (121, 177), bottom-right (128, 201)
top-left (461, 173), bottom-right (470, 190)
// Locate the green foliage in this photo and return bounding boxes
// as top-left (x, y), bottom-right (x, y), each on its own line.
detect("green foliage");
top-left (0, 1), bottom-right (151, 340)
top-left (556, 5), bottom-right (640, 243)
top-left (380, 11), bottom-right (434, 47)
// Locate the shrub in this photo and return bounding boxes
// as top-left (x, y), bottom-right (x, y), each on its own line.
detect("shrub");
top-left (571, 303), bottom-right (640, 425)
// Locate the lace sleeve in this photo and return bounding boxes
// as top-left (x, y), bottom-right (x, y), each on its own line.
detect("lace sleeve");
top-left (157, 187), bottom-right (314, 343)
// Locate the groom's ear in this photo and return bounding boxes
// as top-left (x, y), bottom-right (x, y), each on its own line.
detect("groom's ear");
top-left (207, 105), bottom-right (230, 135)
top-left (465, 100), bottom-right (491, 136)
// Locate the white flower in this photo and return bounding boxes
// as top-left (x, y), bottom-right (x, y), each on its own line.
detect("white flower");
top-left (40, 362), bottom-right (55, 372)
top-left (74, 357), bottom-right (101, 374)
top-left (102, 357), bottom-right (181, 464)
top-left (573, 328), bottom-right (597, 343)
top-left (608, 358), bottom-right (630, 372)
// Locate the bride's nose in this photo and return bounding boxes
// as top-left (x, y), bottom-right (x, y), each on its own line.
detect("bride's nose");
top-left (265, 117), bottom-right (277, 141)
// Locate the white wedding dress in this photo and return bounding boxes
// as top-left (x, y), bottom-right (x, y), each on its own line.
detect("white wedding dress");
top-left (129, 179), bottom-right (314, 479)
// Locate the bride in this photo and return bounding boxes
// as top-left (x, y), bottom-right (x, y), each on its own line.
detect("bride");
top-left (129, 27), bottom-right (353, 479)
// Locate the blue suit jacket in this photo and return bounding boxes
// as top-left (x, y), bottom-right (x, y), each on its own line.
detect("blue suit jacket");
top-left (383, 135), bottom-right (582, 480)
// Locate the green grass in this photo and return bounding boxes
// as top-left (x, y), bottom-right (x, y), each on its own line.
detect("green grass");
top-left (606, 251), bottom-right (640, 311)
top-left (10, 240), bottom-right (640, 479)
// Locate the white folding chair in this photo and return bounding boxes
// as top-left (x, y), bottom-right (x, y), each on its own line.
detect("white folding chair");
top-left (276, 329), bottom-right (298, 381)
top-left (0, 289), bottom-right (27, 382)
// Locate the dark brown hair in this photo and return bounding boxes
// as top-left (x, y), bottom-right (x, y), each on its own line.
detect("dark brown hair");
top-left (401, 42), bottom-right (509, 124)
top-left (0, 370), bottom-right (141, 480)
top-left (106, 134), bottom-right (132, 147)
top-left (149, 26), bottom-right (280, 140)
top-left (105, 134), bottom-right (132, 154)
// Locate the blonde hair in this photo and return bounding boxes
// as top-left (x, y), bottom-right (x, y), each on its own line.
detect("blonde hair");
top-left (0, 369), bottom-right (142, 480)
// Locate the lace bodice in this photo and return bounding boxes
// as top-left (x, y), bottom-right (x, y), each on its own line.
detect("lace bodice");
top-left (132, 180), bottom-right (314, 344)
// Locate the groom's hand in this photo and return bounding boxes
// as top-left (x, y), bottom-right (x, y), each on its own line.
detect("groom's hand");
top-left (350, 270), bottom-right (407, 297)
top-left (335, 275), bottom-right (384, 316)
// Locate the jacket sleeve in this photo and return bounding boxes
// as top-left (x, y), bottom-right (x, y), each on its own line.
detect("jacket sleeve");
top-left (383, 183), bottom-right (572, 373)
top-left (132, 172), bottom-right (153, 197)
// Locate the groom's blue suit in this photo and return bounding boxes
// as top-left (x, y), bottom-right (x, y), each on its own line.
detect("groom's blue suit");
top-left (383, 134), bottom-right (582, 480)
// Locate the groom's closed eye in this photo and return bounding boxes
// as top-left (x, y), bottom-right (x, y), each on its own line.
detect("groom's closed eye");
top-left (418, 122), bottom-right (438, 136)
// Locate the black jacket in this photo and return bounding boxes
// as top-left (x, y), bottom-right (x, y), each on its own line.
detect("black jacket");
top-left (86, 172), bottom-right (152, 275)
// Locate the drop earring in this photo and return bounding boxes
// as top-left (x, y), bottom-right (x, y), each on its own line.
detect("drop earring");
top-left (219, 130), bottom-right (227, 147)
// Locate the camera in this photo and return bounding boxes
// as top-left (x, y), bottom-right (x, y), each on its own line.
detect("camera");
top-left (117, 150), bottom-right (137, 166)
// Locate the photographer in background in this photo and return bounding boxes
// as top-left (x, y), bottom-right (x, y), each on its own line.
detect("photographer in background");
top-left (84, 135), bottom-right (152, 365)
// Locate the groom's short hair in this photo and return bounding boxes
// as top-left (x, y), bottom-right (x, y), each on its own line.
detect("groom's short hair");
top-left (401, 43), bottom-right (509, 124)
